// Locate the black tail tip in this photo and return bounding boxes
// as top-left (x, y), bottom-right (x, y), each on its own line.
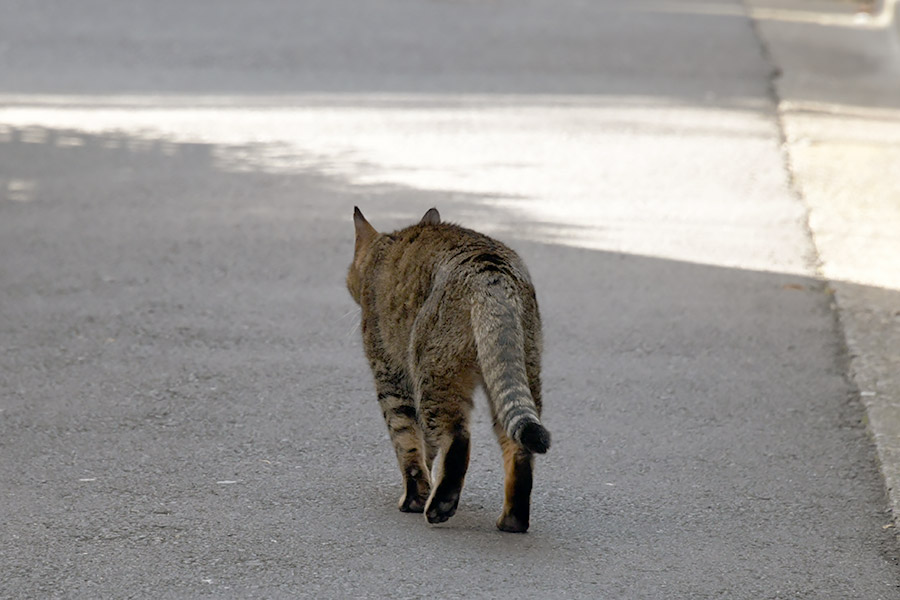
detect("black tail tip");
top-left (520, 422), bottom-right (551, 454)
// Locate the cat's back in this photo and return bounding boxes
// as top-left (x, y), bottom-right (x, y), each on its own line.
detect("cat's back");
top-left (368, 221), bottom-right (527, 340)
top-left (385, 221), bottom-right (525, 280)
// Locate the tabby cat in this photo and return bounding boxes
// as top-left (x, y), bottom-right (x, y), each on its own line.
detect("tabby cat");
top-left (346, 207), bottom-right (550, 533)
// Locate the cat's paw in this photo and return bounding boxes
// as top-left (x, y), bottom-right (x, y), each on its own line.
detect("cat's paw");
top-left (398, 493), bottom-right (427, 513)
top-left (496, 512), bottom-right (529, 533)
top-left (425, 490), bottom-right (460, 524)
top-left (399, 471), bottom-right (431, 513)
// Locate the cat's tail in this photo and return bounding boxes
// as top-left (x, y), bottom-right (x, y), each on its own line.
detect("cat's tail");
top-left (471, 276), bottom-right (551, 454)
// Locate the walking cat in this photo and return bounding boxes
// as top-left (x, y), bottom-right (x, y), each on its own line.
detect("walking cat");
top-left (346, 207), bottom-right (550, 533)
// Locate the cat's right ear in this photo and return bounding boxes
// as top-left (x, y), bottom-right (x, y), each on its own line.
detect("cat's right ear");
top-left (420, 207), bottom-right (441, 225)
top-left (353, 206), bottom-right (377, 248)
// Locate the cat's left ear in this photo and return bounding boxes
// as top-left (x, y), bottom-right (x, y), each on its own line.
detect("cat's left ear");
top-left (353, 206), bottom-right (377, 247)
top-left (420, 207), bottom-right (441, 225)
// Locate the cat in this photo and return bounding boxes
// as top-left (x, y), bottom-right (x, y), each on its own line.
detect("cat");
top-left (346, 207), bottom-right (550, 533)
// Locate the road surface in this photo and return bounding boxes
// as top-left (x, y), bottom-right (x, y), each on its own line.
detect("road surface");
top-left (1, 1), bottom-right (898, 598)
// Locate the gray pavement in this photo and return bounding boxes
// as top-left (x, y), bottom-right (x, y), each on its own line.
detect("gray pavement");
top-left (1, 1), bottom-right (899, 598)
top-left (749, 0), bottom-right (900, 534)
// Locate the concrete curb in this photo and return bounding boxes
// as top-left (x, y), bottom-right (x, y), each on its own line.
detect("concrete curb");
top-left (876, 0), bottom-right (900, 34)
top-left (748, 0), bottom-right (900, 530)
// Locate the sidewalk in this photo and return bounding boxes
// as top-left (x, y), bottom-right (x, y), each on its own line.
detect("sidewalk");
top-left (748, 0), bottom-right (900, 527)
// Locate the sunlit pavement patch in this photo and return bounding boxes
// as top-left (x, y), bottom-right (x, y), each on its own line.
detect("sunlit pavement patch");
top-left (0, 92), bottom-right (811, 276)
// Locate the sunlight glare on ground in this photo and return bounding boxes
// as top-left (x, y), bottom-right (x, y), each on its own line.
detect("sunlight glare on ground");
top-left (1, 93), bottom-right (814, 277)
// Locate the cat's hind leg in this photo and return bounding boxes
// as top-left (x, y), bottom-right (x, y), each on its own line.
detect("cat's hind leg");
top-left (412, 368), bottom-right (475, 525)
top-left (374, 371), bottom-right (431, 513)
top-left (409, 291), bottom-right (476, 525)
top-left (493, 334), bottom-right (541, 533)
top-left (493, 424), bottom-right (534, 533)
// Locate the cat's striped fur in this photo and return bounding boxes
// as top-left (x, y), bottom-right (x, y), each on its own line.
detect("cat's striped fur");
top-left (346, 207), bottom-right (550, 532)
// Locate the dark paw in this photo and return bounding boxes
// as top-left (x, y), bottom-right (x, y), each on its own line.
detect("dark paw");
top-left (425, 491), bottom-right (460, 524)
top-left (399, 471), bottom-right (431, 513)
top-left (398, 493), bottom-right (427, 513)
top-left (496, 513), bottom-right (529, 533)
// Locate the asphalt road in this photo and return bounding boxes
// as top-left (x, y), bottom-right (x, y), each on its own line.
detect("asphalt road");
top-left (2, 1), bottom-right (899, 598)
